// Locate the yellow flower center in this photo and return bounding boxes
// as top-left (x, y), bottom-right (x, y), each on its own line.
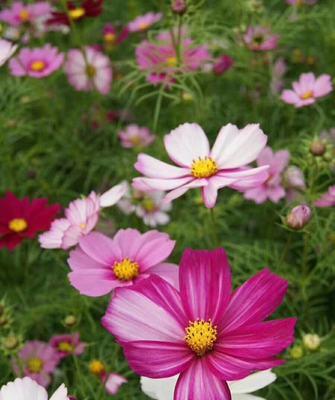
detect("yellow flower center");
top-left (79, 223), bottom-right (86, 230)
top-left (89, 359), bottom-right (105, 376)
top-left (142, 198), bottom-right (156, 212)
top-left (8, 218), bottom-right (28, 233)
top-left (86, 64), bottom-right (96, 78)
top-left (139, 22), bottom-right (150, 30)
top-left (27, 357), bottom-right (44, 373)
top-left (58, 341), bottom-right (75, 353)
top-left (19, 9), bottom-right (30, 22)
top-left (30, 61), bottom-right (46, 72)
top-left (68, 7), bottom-right (86, 20)
top-left (113, 258), bottom-right (139, 281)
top-left (191, 157), bottom-right (218, 179)
top-left (300, 90), bottom-right (314, 100)
top-left (166, 56), bottom-right (178, 67)
top-left (185, 319), bottom-right (218, 357)
top-left (104, 32), bottom-right (116, 43)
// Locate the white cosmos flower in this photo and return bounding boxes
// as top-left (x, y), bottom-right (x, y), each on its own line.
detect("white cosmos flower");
top-left (141, 370), bottom-right (276, 400)
top-left (0, 377), bottom-right (69, 400)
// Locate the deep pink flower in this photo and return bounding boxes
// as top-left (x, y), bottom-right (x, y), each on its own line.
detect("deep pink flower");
top-left (50, 333), bottom-right (86, 359)
top-left (118, 124), bottom-right (155, 148)
top-left (213, 55), bottom-right (234, 76)
top-left (0, 2), bottom-right (51, 27)
top-left (12, 341), bottom-right (60, 387)
top-left (133, 123), bottom-right (269, 208)
top-left (281, 73), bottom-right (333, 108)
top-left (64, 47), bottom-right (112, 95)
top-left (103, 23), bottom-right (129, 47)
top-left (128, 12), bottom-right (162, 33)
top-left (68, 229), bottom-right (178, 297)
top-left (136, 31), bottom-right (210, 85)
top-left (105, 373), bottom-right (128, 395)
top-left (243, 147), bottom-right (290, 204)
top-left (39, 183), bottom-right (126, 250)
top-left (244, 26), bottom-right (279, 52)
top-left (315, 185), bottom-right (335, 207)
top-left (103, 248), bottom-right (296, 400)
top-left (9, 45), bottom-right (64, 78)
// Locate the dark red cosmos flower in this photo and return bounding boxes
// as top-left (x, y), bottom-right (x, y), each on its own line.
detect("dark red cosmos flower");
top-left (0, 192), bottom-right (60, 250)
top-left (47, 0), bottom-right (103, 26)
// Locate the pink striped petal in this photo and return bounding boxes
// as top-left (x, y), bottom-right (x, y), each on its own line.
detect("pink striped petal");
top-left (163, 179), bottom-right (206, 204)
top-left (202, 182), bottom-right (219, 208)
top-left (135, 154), bottom-right (190, 178)
top-left (78, 232), bottom-right (119, 264)
top-left (132, 176), bottom-right (194, 191)
top-left (68, 270), bottom-right (119, 297)
top-left (179, 249), bottom-right (232, 326)
top-left (147, 263), bottom-right (179, 289)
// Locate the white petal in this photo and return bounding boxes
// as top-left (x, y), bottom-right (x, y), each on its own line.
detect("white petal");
top-left (0, 378), bottom-right (48, 400)
top-left (141, 376), bottom-right (178, 400)
top-left (228, 370), bottom-right (276, 394)
top-left (50, 384), bottom-right (68, 400)
top-left (232, 395), bottom-right (266, 400)
top-left (99, 182), bottom-right (128, 207)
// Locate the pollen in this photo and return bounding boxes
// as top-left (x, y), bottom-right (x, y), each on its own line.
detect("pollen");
top-left (113, 258), bottom-right (139, 281)
top-left (86, 64), bottom-right (96, 78)
top-left (79, 223), bottom-right (86, 230)
top-left (185, 319), bottom-right (218, 356)
top-left (166, 56), bottom-right (178, 67)
top-left (89, 359), bottom-right (105, 376)
top-left (139, 22), bottom-right (150, 31)
top-left (27, 357), bottom-right (44, 373)
top-left (104, 33), bottom-right (116, 44)
top-left (69, 7), bottom-right (86, 20)
top-left (142, 198), bottom-right (156, 212)
top-left (19, 9), bottom-right (30, 22)
top-left (8, 218), bottom-right (28, 233)
top-left (300, 90), bottom-right (314, 100)
top-left (58, 341), bottom-right (75, 353)
top-left (191, 157), bottom-right (218, 179)
top-left (30, 61), bottom-right (46, 72)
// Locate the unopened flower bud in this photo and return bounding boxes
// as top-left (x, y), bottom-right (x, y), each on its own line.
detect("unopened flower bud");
top-left (303, 334), bottom-right (321, 351)
top-left (64, 315), bottom-right (77, 327)
top-left (171, 0), bottom-right (187, 15)
top-left (0, 315), bottom-right (10, 328)
top-left (286, 205), bottom-right (312, 230)
top-left (290, 345), bottom-right (303, 359)
top-left (309, 140), bottom-right (326, 156)
top-left (2, 335), bottom-right (19, 350)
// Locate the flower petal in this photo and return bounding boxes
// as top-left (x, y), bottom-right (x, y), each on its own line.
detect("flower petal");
top-left (228, 369), bottom-right (276, 394)
top-left (99, 182), bottom-right (127, 208)
top-left (147, 263), bottom-right (180, 289)
top-left (135, 154), bottom-right (190, 178)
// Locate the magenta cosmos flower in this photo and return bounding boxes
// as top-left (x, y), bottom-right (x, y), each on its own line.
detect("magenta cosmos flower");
top-left (244, 26), bottom-right (279, 52)
top-left (128, 12), bottom-right (162, 33)
top-left (103, 248), bottom-right (296, 400)
top-left (64, 47), bottom-right (112, 95)
top-left (0, 39), bottom-right (17, 67)
top-left (9, 45), bottom-right (64, 78)
top-left (0, 2), bottom-right (51, 27)
top-left (315, 185), bottom-right (335, 207)
top-left (39, 183), bottom-right (126, 250)
top-left (281, 73), bottom-right (333, 108)
top-left (118, 124), bottom-right (155, 149)
top-left (50, 333), bottom-right (86, 360)
top-left (133, 123), bottom-right (269, 208)
top-left (243, 147), bottom-right (290, 204)
top-left (13, 341), bottom-right (60, 387)
top-left (136, 31), bottom-right (210, 85)
top-left (68, 229), bottom-right (178, 296)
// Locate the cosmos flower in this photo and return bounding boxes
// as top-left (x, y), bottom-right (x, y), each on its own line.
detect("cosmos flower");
top-left (105, 373), bottom-right (128, 395)
top-left (271, 58), bottom-right (287, 95)
top-left (0, 377), bottom-right (68, 400)
top-left (0, 2), bottom-right (51, 27)
top-left (39, 183), bottom-right (126, 250)
top-left (212, 54), bottom-right (234, 76)
top-left (281, 73), bottom-right (333, 108)
top-left (12, 341), bottom-right (60, 387)
top-left (0, 39), bottom-right (17, 67)
top-left (136, 31), bottom-right (210, 85)
top-left (244, 26), bottom-right (279, 51)
top-left (118, 124), bottom-right (155, 149)
top-left (50, 333), bottom-right (86, 360)
top-left (64, 47), bottom-right (112, 95)
top-left (102, 23), bottom-right (129, 48)
top-left (103, 248), bottom-right (296, 400)
top-left (0, 192), bottom-right (60, 251)
top-left (9, 45), bottom-right (64, 78)
top-left (315, 185), bottom-right (335, 207)
top-left (47, 0), bottom-right (103, 26)
top-left (286, 0), bottom-right (317, 5)
top-left (243, 147), bottom-right (290, 204)
top-left (141, 369), bottom-right (277, 400)
top-left (133, 123), bottom-right (269, 208)
top-left (127, 12), bottom-right (162, 33)
top-left (68, 228), bottom-right (178, 296)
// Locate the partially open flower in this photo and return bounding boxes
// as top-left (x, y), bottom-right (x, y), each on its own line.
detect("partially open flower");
top-left (286, 205), bottom-right (312, 230)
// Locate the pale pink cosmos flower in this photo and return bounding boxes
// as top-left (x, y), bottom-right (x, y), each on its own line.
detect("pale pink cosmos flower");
top-left (39, 183), bottom-right (127, 250)
top-left (50, 333), bottom-right (86, 360)
top-left (287, 0), bottom-right (317, 5)
top-left (315, 185), bottom-right (335, 207)
top-left (281, 73), bottom-right (333, 108)
top-left (118, 124), bottom-right (155, 149)
top-left (0, 377), bottom-right (68, 400)
top-left (128, 12), bottom-right (162, 33)
top-left (0, 2), bottom-right (51, 27)
top-left (103, 248), bottom-right (296, 400)
top-left (64, 47), bottom-right (112, 95)
top-left (136, 31), bottom-right (210, 85)
top-left (133, 123), bottom-right (269, 208)
top-left (244, 26), bottom-right (279, 52)
top-left (244, 147), bottom-right (290, 204)
top-left (9, 45), bottom-right (64, 78)
top-left (105, 373), bottom-right (128, 395)
top-left (68, 228), bottom-right (178, 297)
top-left (12, 341), bottom-right (60, 387)
top-left (0, 39), bottom-right (17, 67)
